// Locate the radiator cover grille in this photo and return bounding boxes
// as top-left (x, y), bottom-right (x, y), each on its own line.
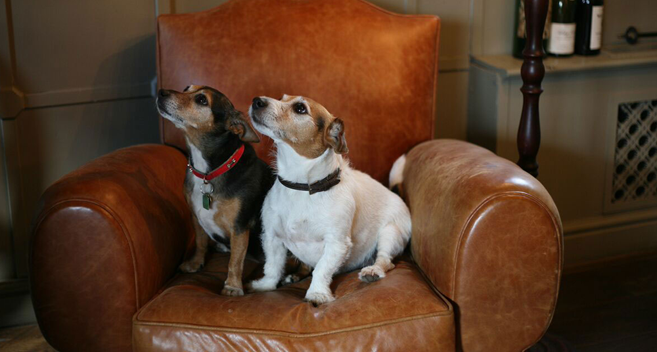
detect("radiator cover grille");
top-left (611, 100), bottom-right (657, 205)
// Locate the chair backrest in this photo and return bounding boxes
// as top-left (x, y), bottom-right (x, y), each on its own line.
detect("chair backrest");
top-left (157, 0), bottom-right (440, 183)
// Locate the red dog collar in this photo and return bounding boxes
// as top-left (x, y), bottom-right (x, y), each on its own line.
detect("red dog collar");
top-left (187, 144), bottom-right (245, 181)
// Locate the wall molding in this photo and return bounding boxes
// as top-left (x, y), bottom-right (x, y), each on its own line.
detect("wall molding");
top-left (1, 82), bottom-right (155, 119)
top-left (564, 218), bottom-right (657, 268)
top-left (0, 86), bottom-right (24, 118)
top-left (23, 82), bottom-right (155, 111)
top-left (0, 278), bottom-right (28, 298)
top-left (440, 57), bottom-right (470, 72)
top-left (563, 208), bottom-right (657, 235)
top-left (0, 279), bottom-right (35, 327)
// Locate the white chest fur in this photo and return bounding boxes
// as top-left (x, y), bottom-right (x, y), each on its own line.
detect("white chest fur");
top-left (265, 185), bottom-right (337, 267)
top-left (189, 176), bottom-right (225, 239)
top-left (188, 142), bottom-right (226, 239)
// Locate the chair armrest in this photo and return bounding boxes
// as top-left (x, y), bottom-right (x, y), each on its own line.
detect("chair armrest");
top-left (30, 144), bottom-right (192, 352)
top-left (403, 140), bottom-right (562, 352)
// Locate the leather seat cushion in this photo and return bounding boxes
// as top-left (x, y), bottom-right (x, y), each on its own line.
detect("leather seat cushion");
top-left (133, 252), bottom-right (455, 351)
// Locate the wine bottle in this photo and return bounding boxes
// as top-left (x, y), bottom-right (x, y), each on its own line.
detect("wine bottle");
top-left (548, 0), bottom-right (577, 56)
top-left (575, 0), bottom-right (604, 55)
top-left (513, 0), bottom-right (552, 59)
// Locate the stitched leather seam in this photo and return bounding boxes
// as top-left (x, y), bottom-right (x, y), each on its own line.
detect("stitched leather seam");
top-left (452, 191), bottom-right (562, 350)
top-left (35, 198), bottom-right (141, 310)
top-left (135, 273), bottom-right (454, 321)
top-left (134, 311), bottom-right (451, 338)
top-left (519, 195), bottom-right (563, 350)
top-left (411, 257), bottom-right (455, 314)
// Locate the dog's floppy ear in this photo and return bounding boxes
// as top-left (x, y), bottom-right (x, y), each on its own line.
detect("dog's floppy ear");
top-left (227, 114), bottom-right (260, 143)
top-left (324, 118), bottom-right (348, 154)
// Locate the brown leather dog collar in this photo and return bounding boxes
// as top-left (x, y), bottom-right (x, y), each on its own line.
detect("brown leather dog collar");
top-left (277, 168), bottom-right (341, 195)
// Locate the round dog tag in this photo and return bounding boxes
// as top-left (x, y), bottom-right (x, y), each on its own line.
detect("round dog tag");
top-left (201, 182), bottom-right (214, 194)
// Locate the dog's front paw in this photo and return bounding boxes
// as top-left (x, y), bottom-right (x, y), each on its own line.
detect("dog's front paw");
top-left (282, 274), bottom-right (303, 285)
top-left (221, 285), bottom-right (244, 297)
top-left (358, 265), bottom-right (387, 282)
top-left (247, 278), bottom-right (277, 292)
top-left (179, 259), bottom-right (204, 273)
top-left (304, 291), bottom-right (335, 306)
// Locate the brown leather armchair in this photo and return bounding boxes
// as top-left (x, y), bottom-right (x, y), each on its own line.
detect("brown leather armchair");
top-left (29, 0), bottom-right (562, 351)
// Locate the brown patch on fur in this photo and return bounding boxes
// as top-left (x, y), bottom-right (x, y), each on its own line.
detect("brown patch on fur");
top-left (179, 214), bottom-right (210, 273)
top-left (213, 197), bottom-right (242, 234)
top-left (267, 96), bottom-right (348, 159)
top-left (184, 85), bottom-right (204, 92)
top-left (162, 87), bottom-right (259, 145)
top-left (212, 197), bottom-right (247, 295)
top-left (222, 229), bottom-right (249, 296)
top-left (161, 87), bottom-right (217, 147)
top-left (296, 262), bottom-right (312, 278)
top-left (324, 118), bottom-right (348, 154)
top-left (227, 116), bottom-right (260, 143)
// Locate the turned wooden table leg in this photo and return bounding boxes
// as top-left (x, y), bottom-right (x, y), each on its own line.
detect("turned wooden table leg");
top-left (517, 0), bottom-right (549, 178)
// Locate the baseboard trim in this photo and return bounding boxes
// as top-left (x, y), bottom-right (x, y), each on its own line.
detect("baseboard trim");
top-left (0, 279), bottom-right (29, 298)
top-left (563, 208), bottom-right (657, 235)
top-left (564, 219), bottom-right (657, 268)
top-left (24, 83), bottom-right (153, 110)
top-left (0, 279), bottom-right (35, 327)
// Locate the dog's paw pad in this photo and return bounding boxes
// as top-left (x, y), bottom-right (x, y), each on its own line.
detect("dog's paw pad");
top-left (358, 266), bottom-right (385, 283)
top-left (304, 291), bottom-right (335, 306)
top-left (282, 274), bottom-right (301, 285)
top-left (221, 285), bottom-right (244, 297)
top-left (179, 260), bottom-right (203, 273)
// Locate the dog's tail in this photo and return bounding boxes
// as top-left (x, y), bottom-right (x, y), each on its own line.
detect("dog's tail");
top-left (388, 154), bottom-right (406, 198)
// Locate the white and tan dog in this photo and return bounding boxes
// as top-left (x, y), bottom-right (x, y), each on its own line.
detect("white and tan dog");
top-left (247, 95), bottom-right (411, 305)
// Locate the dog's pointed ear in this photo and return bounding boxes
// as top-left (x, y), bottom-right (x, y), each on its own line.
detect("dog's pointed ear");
top-left (227, 114), bottom-right (260, 143)
top-left (324, 118), bottom-right (348, 154)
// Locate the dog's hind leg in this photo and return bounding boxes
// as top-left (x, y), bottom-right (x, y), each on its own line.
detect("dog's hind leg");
top-left (179, 216), bottom-right (209, 273)
top-left (222, 229), bottom-right (249, 296)
top-left (282, 261), bottom-right (312, 285)
top-left (358, 223), bottom-right (405, 282)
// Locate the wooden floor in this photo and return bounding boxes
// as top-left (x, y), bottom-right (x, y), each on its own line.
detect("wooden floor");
top-left (0, 324), bottom-right (54, 351)
top-left (546, 251), bottom-right (657, 351)
top-left (2, 252), bottom-right (656, 351)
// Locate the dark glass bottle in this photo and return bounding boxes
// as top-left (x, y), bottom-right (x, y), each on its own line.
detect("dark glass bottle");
top-left (548, 0), bottom-right (577, 56)
top-left (513, 0), bottom-right (552, 58)
top-left (575, 0), bottom-right (604, 55)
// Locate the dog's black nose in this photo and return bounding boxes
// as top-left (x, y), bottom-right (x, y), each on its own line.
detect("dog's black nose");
top-left (158, 89), bottom-right (170, 97)
top-left (252, 97), bottom-right (267, 110)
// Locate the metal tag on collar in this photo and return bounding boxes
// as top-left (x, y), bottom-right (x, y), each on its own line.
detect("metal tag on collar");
top-left (201, 180), bottom-right (213, 210)
top-left (202, 194), bottom-right (212, 210)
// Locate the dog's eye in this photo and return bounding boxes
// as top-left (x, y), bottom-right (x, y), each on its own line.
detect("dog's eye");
top-left (195, 94), bottom-right (208, 106)
top-left (294, 103), bottom-right (307, 114)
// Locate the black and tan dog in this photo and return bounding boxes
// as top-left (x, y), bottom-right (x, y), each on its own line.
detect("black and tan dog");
top-left (156, 85), bottom-right (275, 296)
